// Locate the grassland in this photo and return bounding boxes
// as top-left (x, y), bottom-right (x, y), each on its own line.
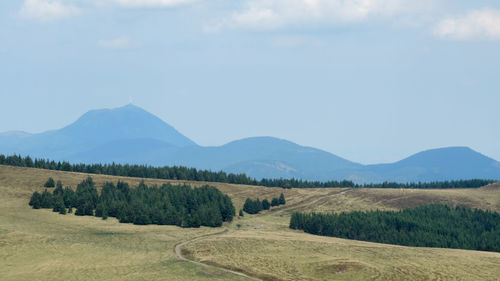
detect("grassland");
top-left (1, 165), bottom-right (499, 280)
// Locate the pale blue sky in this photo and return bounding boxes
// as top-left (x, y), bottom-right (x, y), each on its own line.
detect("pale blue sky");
top-left (1, 0), bottom-right (499, 164)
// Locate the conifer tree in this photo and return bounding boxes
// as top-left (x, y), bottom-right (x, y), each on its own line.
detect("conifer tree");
top-left (279, 193), bottom-right (286, 205)
top-left (53, 184), bottom-right (64, 196)
top-left (262, 199), bottom-right (270, 210)
top-left (95, 202), bottom-right (106, 218)
top-left (53, 196), bottom-right (66, 214)
top-left (40, 189), bottom-right (54, 208)
top-left (44, 177), bottom-right (55, 188)
top-left (29, 191), bottom-right (41, 209)
top-left (63, 187), bottom-right (76, 208)
top-left (271, 197), bottom-right (279, 207)
top-left (59, 205), bottom-right (67, 215)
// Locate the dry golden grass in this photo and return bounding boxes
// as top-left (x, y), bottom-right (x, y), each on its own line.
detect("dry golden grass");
top-left (0, 166), bottom-right (249, 281)
top-left (1, 165), bottom-right (499, 281)
top-left (186, 227), bottom-right (500, 281)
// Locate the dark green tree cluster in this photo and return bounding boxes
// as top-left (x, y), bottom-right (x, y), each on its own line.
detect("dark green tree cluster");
top-left (290, 204), bottom-right (500, 252)
top-left (1, 154), bottom-right (495, 189)
top-left (242, 198), bottom-right (262, 214)
top-left (359, 180), bottom-right (496, 189)
top-left (29, 180), bottom-right (73, 214)
top-left (243, 193), bottom-right (286, 214)
top-left (44, 177), bottom-right (55, 187)
top-left (28, 177), bottom-right (235, 228)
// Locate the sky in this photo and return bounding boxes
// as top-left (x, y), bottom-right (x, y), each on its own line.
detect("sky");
top-left (1, 0), bottom-right (499, 164)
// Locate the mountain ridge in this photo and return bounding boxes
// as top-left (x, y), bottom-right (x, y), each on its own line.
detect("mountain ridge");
top-left (1, 104), bottom-right (498, 183)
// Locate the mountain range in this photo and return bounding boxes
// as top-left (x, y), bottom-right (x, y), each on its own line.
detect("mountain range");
top-left (1, 104), bottom-right (499, 183)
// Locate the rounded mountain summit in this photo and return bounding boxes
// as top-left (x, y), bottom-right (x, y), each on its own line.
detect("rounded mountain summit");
top-left (61, 104), bottom-right (197, 148)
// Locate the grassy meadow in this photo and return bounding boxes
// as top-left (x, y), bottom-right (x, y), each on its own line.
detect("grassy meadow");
top-left (1, 165), bottom-right (499, 280)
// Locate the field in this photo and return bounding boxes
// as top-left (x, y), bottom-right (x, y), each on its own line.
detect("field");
top-left (1, 165), bottom-right (499, 280)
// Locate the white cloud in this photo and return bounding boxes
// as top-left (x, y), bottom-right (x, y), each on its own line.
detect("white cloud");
top-left (19, 0), bottom-right (80, 22)
top-left (18, 0), bottom-right (195, 22)
top-left (434, 8), bottom-right (500, 40)
top-left (206, 0), bottom-right (437, 32)
top-left (97, 36), bottom-right (133, 49)
top-left (111, 0), bottom-right (194, 8)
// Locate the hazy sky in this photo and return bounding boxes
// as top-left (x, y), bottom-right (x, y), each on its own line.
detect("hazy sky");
top-left (1, 0), bottom-right (499, 164)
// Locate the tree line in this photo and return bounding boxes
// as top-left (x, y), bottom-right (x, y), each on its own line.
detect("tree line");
top-left (242, 193), bottom-right (286, 214)
top-left (290, 204), bottom-right (500, 252)
top-left (360, 180), bottom-right (495, 189)
top-left (2, 154), bottom-right (495, 189)
top-left (29, 177), bottom-right (235, 227)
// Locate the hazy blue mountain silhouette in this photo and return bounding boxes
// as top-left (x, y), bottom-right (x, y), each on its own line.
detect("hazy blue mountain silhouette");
top-left (0, 104), bottom-right (195, 159)
top-left (1, 104), bottom-right (499, 183)
top-left (361, 147), bottom-right (500, 183)
top-left (56, 104), bottom-right (196, 147)
top-left (69, 136), bottom-right (362, 180)
top-left (164, 137), bottom-right (362, 180)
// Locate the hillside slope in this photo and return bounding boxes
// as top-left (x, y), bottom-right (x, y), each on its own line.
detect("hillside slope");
top-left (0, 165), bottom-right (498, 281)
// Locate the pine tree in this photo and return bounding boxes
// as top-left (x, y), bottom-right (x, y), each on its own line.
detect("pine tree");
top-left (190, 213), bottom-right (201, 228)
top-left (30, 192), bottom-right (42, 209)
top-left (29, 191), bottom-right (41, 206)
top-left (133, 210), bottom-right (151, 225)
top-left (279, 193), bottom-right (286, 205)
top-left (40, 189), bottom-right (54, 208)
top-left (95, 202), bottom-right (106, 217)
top-left (63, 187), bottom-right (76, 208)
top-left (53, 184), bottom-right (64, 196)
top-left (271, 198), bottom-right (279, 207)
top-left (44, 177), bottom-right (55, 188)
top-left (239, 209), bottom-right (244, 217)
top-left (262, 199), bottom-right (270, 210)
top-left (33, 198), bottom-right (41, 209)
top-left (53, 196), bottom-right (66, 214)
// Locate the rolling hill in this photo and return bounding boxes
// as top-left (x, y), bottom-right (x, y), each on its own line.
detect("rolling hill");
top-left (1, 104), bottom-right (499, 183)
top-left (0, 165), bottom-right (499, 281)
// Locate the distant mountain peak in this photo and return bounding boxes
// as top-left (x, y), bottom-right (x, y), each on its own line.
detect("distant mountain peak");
top-left (80, 103), bottom-right (146, 118)
top-left (55, 104), bottom-right (197, 148)
top-left (225, 136), bottom-right (295, 146)
top-left (398, 146), bottom-right (495, 164)
top-left (115, 103), bottom-right (145, 111)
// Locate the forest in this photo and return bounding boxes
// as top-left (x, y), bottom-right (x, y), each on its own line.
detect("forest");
top-left (242, 193), bottom-right (286, 214)
top-left (290, 204), bottom-right (500, 252)
top-left (29, 177), bottom-right (235, 227)
top-left (1, 154), bottom-right (495, 189)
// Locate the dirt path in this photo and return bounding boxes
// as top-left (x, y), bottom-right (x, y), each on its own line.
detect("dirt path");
top-left (174, 228), bottom-right (262, 281)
